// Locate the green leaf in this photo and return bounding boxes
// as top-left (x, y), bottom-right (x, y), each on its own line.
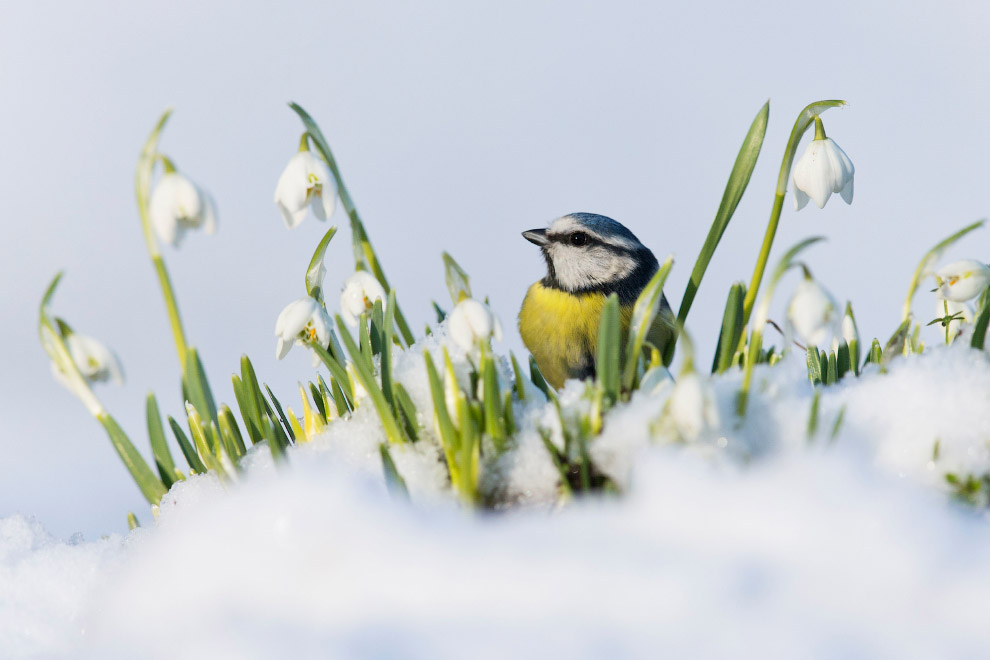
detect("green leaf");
top-left (882, 319), bottom-right (912, 366)
top-left (806, 389), bottom-right (821, 439)
top-left (168, 415), bottom-right (207, 474)
top-left (510, 353), bottom-right (528, 401)
top-left (866, 339), bottom-right (883, 366)
top-left (239, 355), bottom-right (270, 439)
top-left (481, 351), bottom-right (506, 451)
top-left (432, 302), bottom-right (447, 324)
top-left (595, 294), bottom-right (621, 406)
top-left (306, 226), bottom-right (338, 302)
top-left (127, 512), bottom-right (140, 530)
top-left (97, 413), bottom-right (168, 504)
top-left (335, 315), bottom-right (406, 444)
top-left (806, 348), bottom-right (823, 386)
top-left (826, 350), bottom-right (838, 385)
top-left (265, 384), bottom-right (296, 444)
top-left (309, 342), bottom-right (355, 406)
top-left (837, 342), bottom-right (851, 380)
top-left (379, 443), bottom-right (409, 500)
top-left (529, 356), bottom-right (553, 400)
top-left (380, 291), bottom-right (397, 414)
top-left (441, 252), bottom-right (472, 304)
top-left (668, 101), bottom-right (768, 365)
top-left (146, 392), bottom-right (176, 488)
top-left (624, 256), bottom-right (674, 389)
top-left (218, 405), bottom-right (246, 458)
top-left (971, 299), bottom-right (990, 350)
top-left (183, 348), bottom-right (218, 427)
top-left (309, 382), bottom-right (328, 423)
top-left (503, 390), bottom-right (516, 436)
top-left (232, 373), bottom-right (263, 445)
top-left (393, 383), bottom-right (421, 442)
top-left (713, 282), bottom-right (746, 374)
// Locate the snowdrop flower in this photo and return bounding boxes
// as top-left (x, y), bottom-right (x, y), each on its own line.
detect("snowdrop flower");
top-left (792, 118), bottom-right (854, 211)
top-left (448, 299), bottom-right (503, 352)
top-left (340, 271), bottom-right (387, 326)
top-left (51, 332), bottom-right (124, 389)
top-left (668, 373), bottom-right (719, 441)
top-left (149, 172), bottom-right (217, 246)
top-left (274, 151), bottom-right (338, 229)
top-left (787, 278), bottom-right (841, 347)
top-left (934, 260), bottom-right (990, 302)
top-left (275, 297), bottom-right (332, 360)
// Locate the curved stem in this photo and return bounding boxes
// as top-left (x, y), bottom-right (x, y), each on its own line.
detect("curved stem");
top-left (741, 100), bottom-right (846, 325)
top-left (135, 109), bottom-right (190, 372)
top-left (288, 103), bottom-right (416, 347)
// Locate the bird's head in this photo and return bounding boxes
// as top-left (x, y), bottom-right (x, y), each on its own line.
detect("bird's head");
top-left (522, 213), bottom-right (658, 300)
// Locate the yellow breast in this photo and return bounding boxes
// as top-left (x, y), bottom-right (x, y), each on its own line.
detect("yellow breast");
top-left (518, 283), bottom-right (631, 389)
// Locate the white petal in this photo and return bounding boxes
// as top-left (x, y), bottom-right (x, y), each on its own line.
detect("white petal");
top-left (792, 141), bottom-right (832, 209)
top-left (274, 153), bottom-right (314, 213)
top-left (935, 260), bottom-right (990, 302)
top-left (311, 192), bottom-right (327, 221)
top-left (793, 185), bottom-right (810, 211)
top-left (320, 174), bottom-right (338, 220)
top-left (340, 271), bottom-right (386, 321)
top-left (839, 176), bottom-right (854, 204)
top-left (312, 306), bottom-right (332, 349)
top-left (276, 337), bottom-right (291, 360)
top-left (200, 190), bottom-right (218, 235)
top-left (149, 192), bottom-right (180, 245)
top-left (276, 298), bottom-right (319, 339)
top-left (787, 279), bottom-right (840, 347)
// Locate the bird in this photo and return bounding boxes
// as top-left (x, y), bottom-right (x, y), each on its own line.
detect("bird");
top-left (518, 212), bottom-right (674, 389)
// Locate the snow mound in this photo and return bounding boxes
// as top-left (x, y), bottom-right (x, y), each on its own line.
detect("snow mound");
top-left (4, 344), bottom-right (990, 658)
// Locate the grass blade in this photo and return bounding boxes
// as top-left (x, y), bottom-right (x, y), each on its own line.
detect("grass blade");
top-left (668, 101), bottom-right (769, 365)
top-left (146, 392), bottom-right (177, 488)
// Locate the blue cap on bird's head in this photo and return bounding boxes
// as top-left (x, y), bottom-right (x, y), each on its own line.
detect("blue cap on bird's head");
top-left (522, 212), bottom-right (658, 301)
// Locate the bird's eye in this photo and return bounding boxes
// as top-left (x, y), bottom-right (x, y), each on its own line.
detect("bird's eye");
top-left (569, 232), bottom-right (588, 247)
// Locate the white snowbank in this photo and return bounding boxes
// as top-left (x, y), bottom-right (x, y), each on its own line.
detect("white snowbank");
top-left (4, 343), bottom-right (990, 658)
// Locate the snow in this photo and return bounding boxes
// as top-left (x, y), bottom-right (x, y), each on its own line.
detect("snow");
top-left (5, 340), bottom-right (990, 658)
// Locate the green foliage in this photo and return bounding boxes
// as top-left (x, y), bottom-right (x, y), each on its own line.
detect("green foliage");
top-left (666, 101), bottom-right (768, 365)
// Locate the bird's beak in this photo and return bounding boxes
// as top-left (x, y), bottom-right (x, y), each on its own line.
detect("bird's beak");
top-left (522, 229), bottom-right (549, 247)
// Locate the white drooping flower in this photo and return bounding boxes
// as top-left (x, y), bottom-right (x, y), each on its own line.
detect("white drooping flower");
top-left (274, 151), bottom-right (338, 229)
top-left (447, 299), bottom-right (503, 352)
top-left (787, 278), bottom-right (841, 347)
top-left (792, 135), bottom-right (854, 211)
top-left (275, 297), bottom-right (332, 360)
top-left (668, 373), bottom-right (719, 441)
top-left (340, 271), bottom-right (387, 326)
top-left (51, 332), bottom-right (124, 389)
top-left (936, 299), bottom-right (974, 335)
top-left (934, 260), bottom-right (990, 302)
top-left (149, 172), bottom-right (218, 246)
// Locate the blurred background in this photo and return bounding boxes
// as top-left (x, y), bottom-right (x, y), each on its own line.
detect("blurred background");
top-left (2, 0), bottom-right (988, 538)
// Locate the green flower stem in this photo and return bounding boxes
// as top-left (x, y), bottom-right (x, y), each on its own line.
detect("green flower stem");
top-left (813, 116), bottom-right (826, 140)
top-left (151, 256), bottom-right (188, 366)
top-left (135, 108), bottom-right (190, 372)
top-left (741, 101), bottom-right (846, 325)
top-left (290, 103), bottom-right (416, 346)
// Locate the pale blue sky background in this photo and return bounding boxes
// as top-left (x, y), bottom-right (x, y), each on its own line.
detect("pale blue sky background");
top-left (2, 1), bottom-right (989, 537)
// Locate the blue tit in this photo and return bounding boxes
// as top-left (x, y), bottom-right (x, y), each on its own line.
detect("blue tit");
top-left (518, 212), bottom-right (674, 389)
